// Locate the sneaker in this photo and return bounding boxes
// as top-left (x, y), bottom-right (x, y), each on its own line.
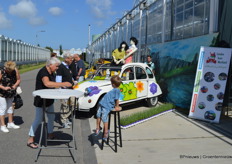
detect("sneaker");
top-left (62, 122), bottom-right (71, 129)
top-left (7, 122), bottom-right (20, 129)
top-left (95, 128), bottom-right (101, 136)
top-left (103, 130), bottom-right (110, 141)
top-left (1, 126), bottom-right (9, 133)
top-left (66, 119), bottom-right (72, 125)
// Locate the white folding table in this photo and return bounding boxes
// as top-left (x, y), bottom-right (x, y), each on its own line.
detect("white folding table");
top-left (32, 89), bottom-right (84, 163)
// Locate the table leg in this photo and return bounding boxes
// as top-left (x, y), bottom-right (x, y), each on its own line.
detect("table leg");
top-left (34, 96), bottom-right (79, 163)
top-left (35, 98), bottom-right (46, 162)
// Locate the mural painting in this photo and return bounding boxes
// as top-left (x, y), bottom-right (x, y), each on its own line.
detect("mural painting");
top-left (148, 33), bottom-right (218, 108)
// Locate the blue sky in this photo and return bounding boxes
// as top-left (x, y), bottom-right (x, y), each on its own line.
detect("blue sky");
top-left (0, 0), bottom-right (134, 50)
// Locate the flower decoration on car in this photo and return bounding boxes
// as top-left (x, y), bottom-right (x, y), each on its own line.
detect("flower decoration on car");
top-left (119, 83), bottom-right (126, 100)
top-left (150, 83), bottom-right (157, 94)
top-left (136, 81), bottom-right (144, 92)
top-left (119, 83), bottom-right (127, 93)
top-left (122, 82), bottom-right (137, 101)
top-left (119, 92), bottom-right (124, 101)
top-left (93, 76), bottom-right (106, 80)
top-left (73, 83), bottom-right (79, 89)
top-left (86, 86), bottom-right (101, 97)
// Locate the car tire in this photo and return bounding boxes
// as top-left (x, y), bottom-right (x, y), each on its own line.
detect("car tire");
top-left (146, 96), bottom-right (158, 107)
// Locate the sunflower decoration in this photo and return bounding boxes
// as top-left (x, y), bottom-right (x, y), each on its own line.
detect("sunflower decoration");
top-left (136, 81), bottom-right (144, 92)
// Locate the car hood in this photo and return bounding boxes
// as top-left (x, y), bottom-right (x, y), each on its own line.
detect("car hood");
top-left (73, 80), bottom-right (111, 91)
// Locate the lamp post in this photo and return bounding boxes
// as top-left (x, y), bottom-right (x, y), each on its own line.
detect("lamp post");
top-left (88, 25), bottom-right (91, 46)
top-left (36, 30), bottom-right (45, 63)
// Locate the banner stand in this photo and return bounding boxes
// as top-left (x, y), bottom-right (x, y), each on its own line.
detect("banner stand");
top-left (189, 46), bottom-right (232, 123)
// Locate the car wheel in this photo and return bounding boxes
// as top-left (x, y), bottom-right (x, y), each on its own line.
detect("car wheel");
top-left (147, 96), bottom-right (158, 107)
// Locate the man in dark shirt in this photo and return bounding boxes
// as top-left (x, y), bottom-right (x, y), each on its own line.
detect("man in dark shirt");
top-left (71, 54), bottom-right (86, 82)
top-left (56, 52), bottom-right (74, 128)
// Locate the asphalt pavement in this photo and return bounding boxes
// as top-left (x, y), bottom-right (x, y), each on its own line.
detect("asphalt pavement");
top-left (0, 68), bottom-right (232, 164)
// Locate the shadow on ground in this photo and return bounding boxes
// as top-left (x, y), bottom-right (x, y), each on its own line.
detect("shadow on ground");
top-left (176, 108), bottom-right (232, 140)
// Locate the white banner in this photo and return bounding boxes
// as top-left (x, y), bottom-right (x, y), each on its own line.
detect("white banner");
top-left (189, 46), bottom-right (232, 123)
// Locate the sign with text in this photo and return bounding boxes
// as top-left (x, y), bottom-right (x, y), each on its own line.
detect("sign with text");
top-left (189, 46), bottom-right (232, 123)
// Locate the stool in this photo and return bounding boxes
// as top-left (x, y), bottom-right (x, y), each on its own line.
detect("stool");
top-left (101, 107), bottom-right (122, 152)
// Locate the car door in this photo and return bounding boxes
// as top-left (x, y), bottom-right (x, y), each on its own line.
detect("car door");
top-left (135, 66), bottom-right (148, 98)
top-left (120, 66), bottom-right (137, 102)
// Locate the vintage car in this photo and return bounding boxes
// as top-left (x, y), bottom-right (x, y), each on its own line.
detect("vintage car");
top-left (85, 58), bottom-right (112, 79)
top-left (74, 63), bottom-right (162, 112)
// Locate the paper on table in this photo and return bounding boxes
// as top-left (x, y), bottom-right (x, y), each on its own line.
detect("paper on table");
top-left (56, 75), bottom-right (62, 82)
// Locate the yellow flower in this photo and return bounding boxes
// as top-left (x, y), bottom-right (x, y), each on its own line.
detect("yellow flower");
top-left (73, 83), bottom-right (79, 89)
top-left (136, 81), bottom-right (144, 92)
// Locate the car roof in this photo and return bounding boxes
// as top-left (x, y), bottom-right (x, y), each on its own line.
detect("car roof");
top-left (121, 62), bottom-right (148, 68)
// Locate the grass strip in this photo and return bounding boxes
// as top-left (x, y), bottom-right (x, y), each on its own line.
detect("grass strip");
top-left (120, 103), bottom-right (175, 126)
top-left (18, 59), bottom-right (88, 74)
top-left (18, 62), bottom-right (45, 74)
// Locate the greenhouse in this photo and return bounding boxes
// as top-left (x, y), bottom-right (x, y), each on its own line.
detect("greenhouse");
top-left (86, 0), bottom-right (232, 109)
top-left (0, 35), bottom-right (50, 64)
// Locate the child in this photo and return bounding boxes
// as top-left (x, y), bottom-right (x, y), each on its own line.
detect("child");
top-left (95, 75), bottom-right (122, 140)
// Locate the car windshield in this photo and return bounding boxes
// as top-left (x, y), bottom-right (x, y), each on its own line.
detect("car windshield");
top-left (93, 64), bottom-right (122, 80)
top-left (90, 58), bottom-right (112, 68)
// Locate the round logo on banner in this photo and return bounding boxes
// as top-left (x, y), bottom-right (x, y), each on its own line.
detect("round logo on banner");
top-left (204, 72), bottom-right (215, 82)
top-left (218, 73), bottom-right (227, 81)
top-left (215, 102), bottom-right (223, 111)
top-left (204, 110), bottom-right (216, 120)
top-left (198, 102), bottom-right (206, 109)
top-left (217, 92), bottom-right (224, 100)
top-left (200, 86), bottom-right (208, 93)
top-left (207, 94), bottom-right (214, 101)
top-left (214, 83), bottom-right (221, 90)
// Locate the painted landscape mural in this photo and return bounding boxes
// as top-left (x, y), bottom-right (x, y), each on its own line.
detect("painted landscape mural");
top-left (149, 33), bottom-right (218, 109)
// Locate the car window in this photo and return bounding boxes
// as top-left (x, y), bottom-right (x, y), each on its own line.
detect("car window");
top-left (135, 67), bottom-right (147, 79)
top-left (146, 67), bottom-right (154, 78)
top-left (121, 67), bottom-right (134, 81)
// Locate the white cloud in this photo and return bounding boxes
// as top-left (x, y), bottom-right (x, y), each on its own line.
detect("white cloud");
top-left (95, 21), bottom-right (104, 26)
top-left (0, 11), bottom-right (12, 29)
top-left (29, 17), bottom-right (46, 26)
top-left (8, 0), bottom-right (45, 26)
top-left (9, 0), bottom-right (37, 18)
top-left (48, 7), bottom-right (63, 16)
top-left (92, 6), bottom-right (104, 18)
top-left (86, 0), bottom-right (114, 19)
top-left (86, 0), bottom-right (112, 9)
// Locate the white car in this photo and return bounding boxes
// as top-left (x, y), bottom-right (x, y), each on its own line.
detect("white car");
top-left (73, 63), bottom-right (162, 112)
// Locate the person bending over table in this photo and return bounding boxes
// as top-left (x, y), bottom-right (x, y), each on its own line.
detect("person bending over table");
top-left (27, 57), bottom-right (72, 149)
top-left (0, 61), bottom-right (21, 133)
